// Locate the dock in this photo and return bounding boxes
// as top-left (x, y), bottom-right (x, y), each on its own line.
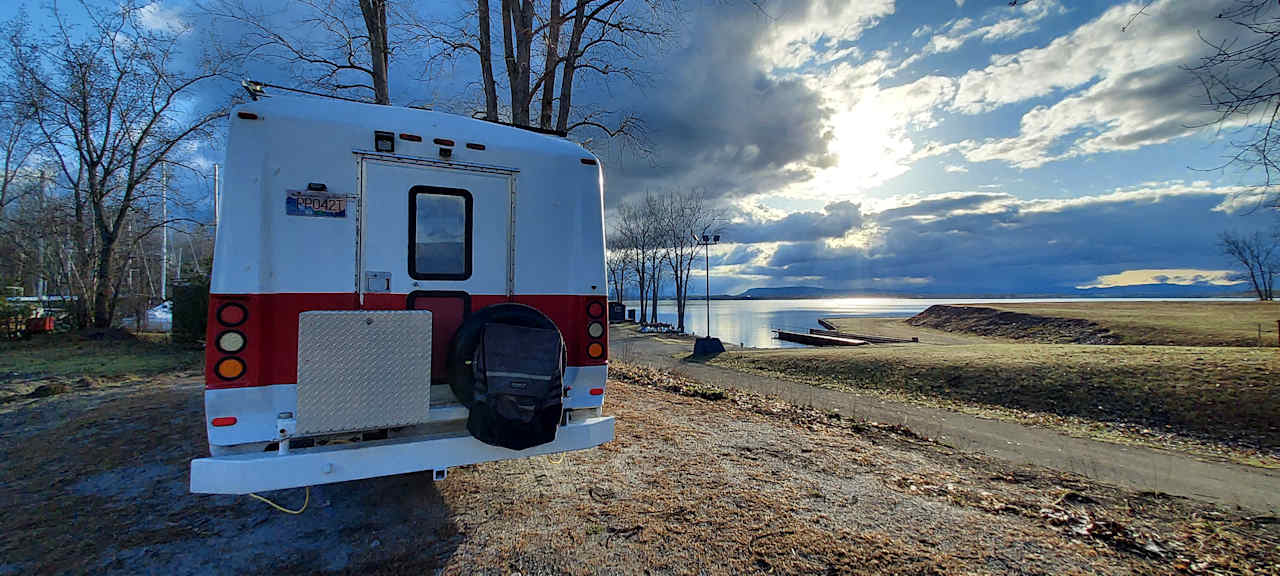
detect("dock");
top-left (814, 319), bottom-right (918, 343)
top-left (809, 328), bottom-right (917, 344)
top-left (772, 329), bottom-right (868, 346)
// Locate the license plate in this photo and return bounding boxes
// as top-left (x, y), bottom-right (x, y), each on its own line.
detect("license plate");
top-left (287, 190), bottom-right (347, 217)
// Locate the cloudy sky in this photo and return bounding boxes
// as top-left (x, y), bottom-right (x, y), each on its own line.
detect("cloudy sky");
top-left (8, 0), bottom-right (1277, 295)
top-left (597, 0), bottom-right (1276, 295)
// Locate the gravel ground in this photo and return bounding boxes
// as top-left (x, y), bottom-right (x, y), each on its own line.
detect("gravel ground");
top-left (0, 364), bottom-right (1276, 575)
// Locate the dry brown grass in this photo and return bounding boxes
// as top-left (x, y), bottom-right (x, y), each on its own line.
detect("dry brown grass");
top-left (710, 344), bottom-right (1280, 450)
top-left (970, 301), bottom-right (1280, 347)
top-left (3, 365), bottom-right (1277, 574)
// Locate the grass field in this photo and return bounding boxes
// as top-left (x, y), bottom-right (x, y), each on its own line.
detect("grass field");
top-left (0, 334), bottom-right (201, 380)
top-left (951, 301), bottom-right (1280, 347)
top-left (709, 343), bottom-right (1280, 450)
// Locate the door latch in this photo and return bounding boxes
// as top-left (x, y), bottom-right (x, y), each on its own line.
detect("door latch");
top-left (365, 271), bottom-right (391, 293)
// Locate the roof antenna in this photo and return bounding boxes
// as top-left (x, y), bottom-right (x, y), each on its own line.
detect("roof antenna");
top-left (241, 79), bottom-right (267, 101)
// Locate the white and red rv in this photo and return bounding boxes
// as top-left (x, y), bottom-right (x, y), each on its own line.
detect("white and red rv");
top-left (189, 91), bottom-right (614, 495)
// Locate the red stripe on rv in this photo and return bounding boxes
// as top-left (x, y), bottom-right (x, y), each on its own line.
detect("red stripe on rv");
top-left (205, 293), bottom-right (607, 390)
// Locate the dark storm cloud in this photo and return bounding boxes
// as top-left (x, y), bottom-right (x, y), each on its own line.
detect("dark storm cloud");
top-left (602, 3), bottom-right (834, 206)
top-left (729, 200), bottom-right (863, 243)
top-left (873, 192), bottom-right (1010, 220)
top-left (716, 244), bottom-right (764, 267)
top-left (758, 188), bottom-right (1272, 293)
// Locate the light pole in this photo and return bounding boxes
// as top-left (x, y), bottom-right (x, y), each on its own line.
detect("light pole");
top-left (695, 233), bottom-right (720, 335)
top-left (693, 232), bottom-right (723, 355)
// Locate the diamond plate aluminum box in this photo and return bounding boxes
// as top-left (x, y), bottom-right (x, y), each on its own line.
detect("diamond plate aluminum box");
top-left (296, 310), bottom-right (432, 435)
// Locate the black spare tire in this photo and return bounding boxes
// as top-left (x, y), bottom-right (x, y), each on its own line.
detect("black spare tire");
top-left (447, 303), bottom-right (562, 408)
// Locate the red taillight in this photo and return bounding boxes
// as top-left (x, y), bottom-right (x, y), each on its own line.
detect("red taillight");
top-left (587, 301), bottom-right (604, 319)
top-left (217, 302), bottom-right (247, 326)
top-left (589, 388), bottom-right (604, 396)
top-left (211, 416), bottom-right (237, 427)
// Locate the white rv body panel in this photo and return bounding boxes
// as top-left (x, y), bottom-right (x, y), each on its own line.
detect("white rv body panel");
top-left (192, 95), bottom-right (612, 495)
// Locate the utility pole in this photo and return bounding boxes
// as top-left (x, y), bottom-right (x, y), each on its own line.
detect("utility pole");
top-left (36, 169), bottom-right (48, 299)
top-left (213, 163), bottom-right (220, 227)
top-left (160, 163), bottom-right (168, 301)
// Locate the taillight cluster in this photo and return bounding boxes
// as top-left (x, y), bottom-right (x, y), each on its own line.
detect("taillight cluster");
top-left (586, 299), bottom-right (606, 360)
top-left (214, 302), bottom-right (248, 381)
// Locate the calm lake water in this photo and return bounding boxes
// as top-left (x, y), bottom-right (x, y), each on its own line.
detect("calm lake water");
top-left (621, 297), bottom-right (1248, 349)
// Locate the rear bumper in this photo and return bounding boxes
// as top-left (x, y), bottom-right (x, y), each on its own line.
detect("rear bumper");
top-left (190, 416), bottom-right (614, 494)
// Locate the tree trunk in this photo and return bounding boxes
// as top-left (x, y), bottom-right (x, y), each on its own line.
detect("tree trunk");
top-left (477, 0), bottom-right (499, 120)
top-left (556, 0), bottom-right (588, 132)
top-left (649, 267), bottom-right (660, 324)
top-left (359, 0), bottom-right (391, 104)
top-left (500, 0), bottom-right (519, 120)
top-left (674, 275), bottom-right (685, 332)
top-left (92, 239), bottom-right (115, 329)
top-left (500, 0), bottom-right (534, 126)
top-left (538, 0), bottom-right (562, 129)
top-left (634, 265), bottom-right (647, 323)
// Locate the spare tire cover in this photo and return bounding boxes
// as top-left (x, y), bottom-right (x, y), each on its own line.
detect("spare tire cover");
top-left (447, 303), bottom-right (561, 408)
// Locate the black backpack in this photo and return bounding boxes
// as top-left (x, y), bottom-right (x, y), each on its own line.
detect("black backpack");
top-left (466, 322), bottom-right (564, 450)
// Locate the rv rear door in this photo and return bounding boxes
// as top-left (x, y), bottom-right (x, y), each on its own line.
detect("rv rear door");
top-left (357, 156), bottom-right (514, 378)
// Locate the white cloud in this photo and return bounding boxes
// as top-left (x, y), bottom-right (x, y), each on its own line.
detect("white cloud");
top-left (756, 0), bottom-right (896, 69)
top-left (943, 164), bottom-right (968, 173)
top-left (138, 2), bottom-right (185, 33)
top-left (1077, 269), bottom-right (1243, 289)
top-left (925, 1), bottom-right (1062, 55)
top-left (939, 0), bottom-right (1241, 168)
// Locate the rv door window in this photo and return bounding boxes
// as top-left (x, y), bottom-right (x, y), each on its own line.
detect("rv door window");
top-left (409, 186), bottom-right (472, 280)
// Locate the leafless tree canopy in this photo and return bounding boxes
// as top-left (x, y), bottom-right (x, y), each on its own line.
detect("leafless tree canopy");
top-left (610, 189), bottom-right (722, 332)
top-left (1189, 1), bottom-right (1280, 206)
top-left (1220, 228), bottom-right (1278, 300)
top-left (5, 1), bottom-right (229, 328)
top-left (203, 0), bottom-right (391, 103)
top-left (658, 189), bottom-right (722, 333)
top-left (404, 0), bottom-right (670, 150)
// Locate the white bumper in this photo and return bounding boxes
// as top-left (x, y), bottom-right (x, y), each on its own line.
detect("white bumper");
top-left (190, 416), bottom-right (614, 494)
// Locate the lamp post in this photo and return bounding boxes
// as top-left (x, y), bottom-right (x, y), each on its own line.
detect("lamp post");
top-left (693, 232), bottom-right (724, 355)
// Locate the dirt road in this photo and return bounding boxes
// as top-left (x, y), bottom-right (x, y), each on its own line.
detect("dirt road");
top-left (2, 364), bottom-right (1278, 574)
top-left (612, 328), bottom-right (1280, 514)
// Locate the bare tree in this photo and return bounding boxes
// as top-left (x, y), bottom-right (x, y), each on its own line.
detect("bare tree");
top-left (0, 98), bottom-right (35, 213)
top-left (605, 238), bottom-right (632, 302)
top-left (1188, 1), bottom-right (1280, 206)
top-left (659, 189), bottom-right (721, 333)
top-left (1221, 229), bottom-right (1278, 300)
top-left (7, 1), bottom-right (229, 328)
top-left (204, 0), bottom-right (392, 104)
top-left (410, 0), bottom-right (666, 146)
top-left (614, 197), bottom-right (654, 321)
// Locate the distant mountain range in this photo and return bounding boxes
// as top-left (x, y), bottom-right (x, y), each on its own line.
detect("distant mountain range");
top-left (721, 284), bottom-right (1253, 300)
